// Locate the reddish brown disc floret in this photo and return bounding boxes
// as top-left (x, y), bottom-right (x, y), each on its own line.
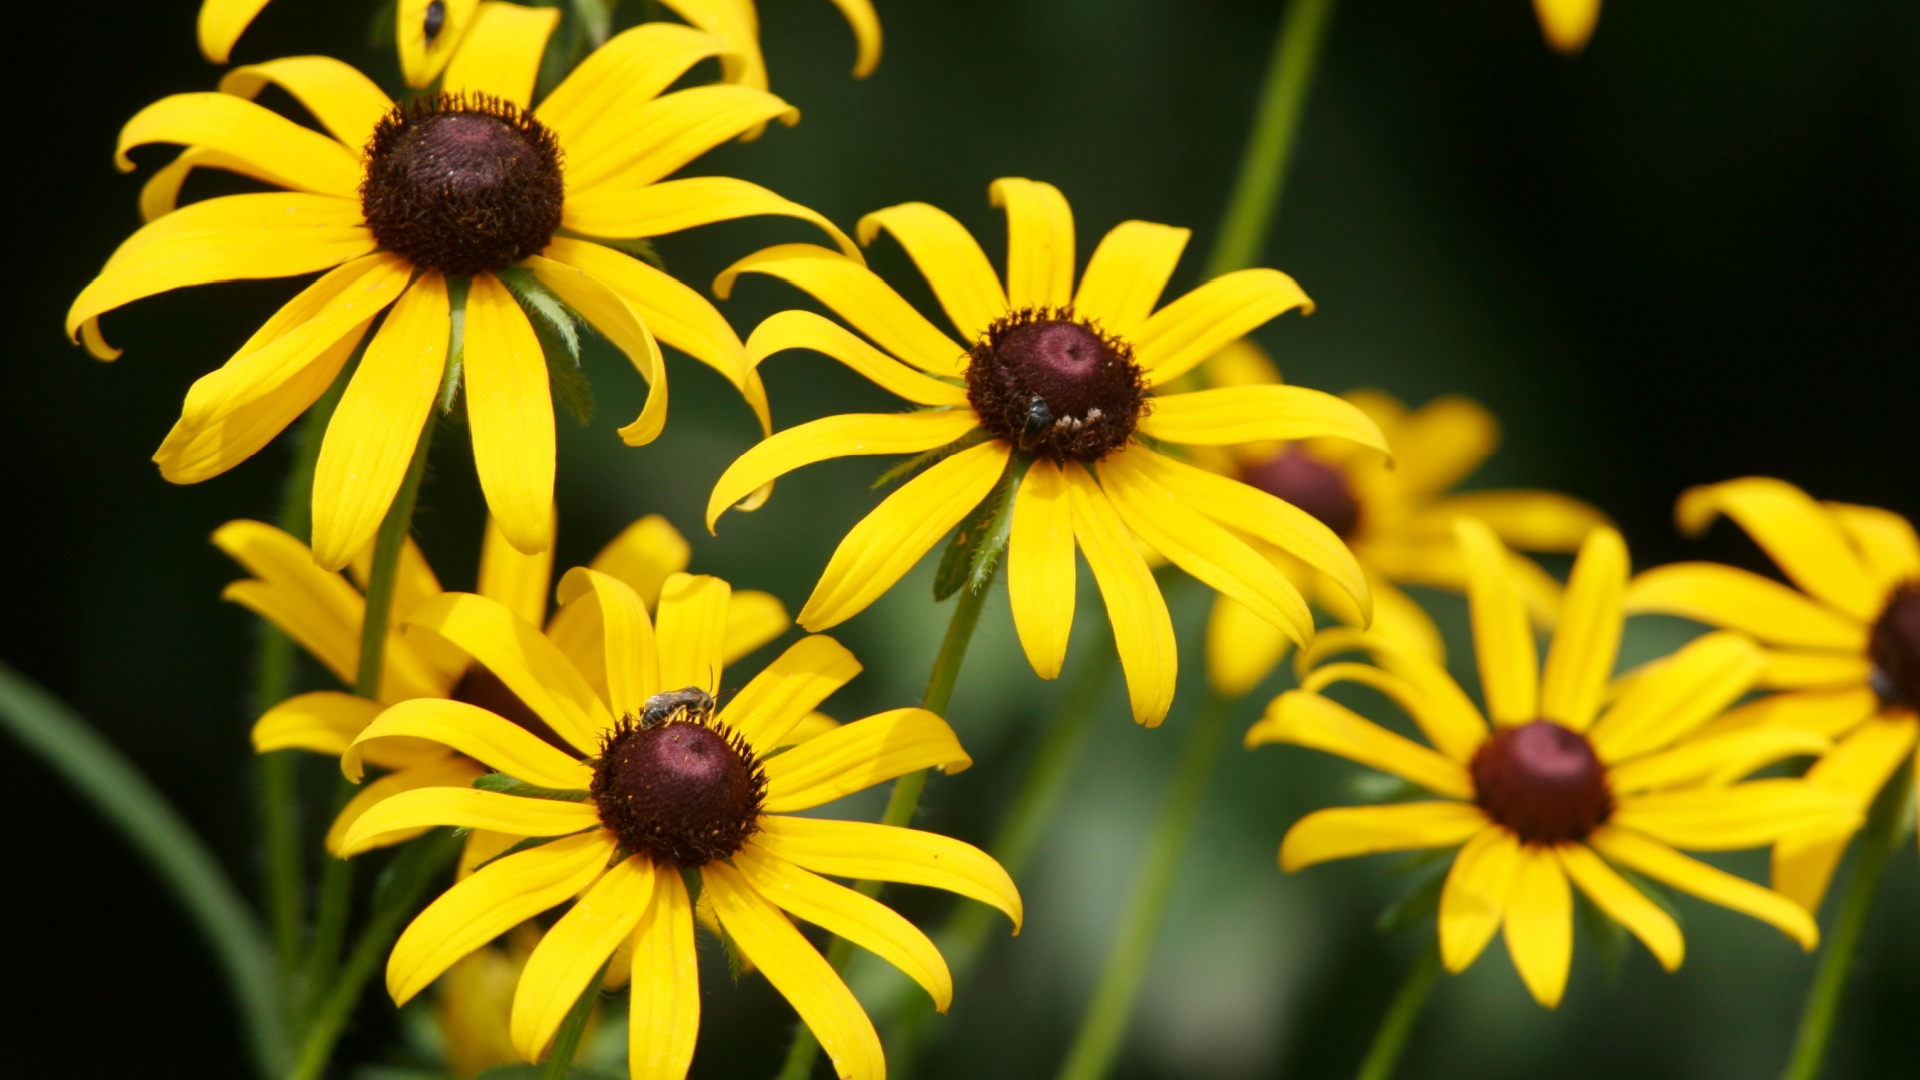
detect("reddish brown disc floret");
top-left (965, 308), bottom-right (1147, 462)
top-left (1470, 720), bottom-right (1613, 845)
top-left (1869, 584), bottom-right (1920, 710)
top-left (591, 703), bottom-right (765, 868)
top-left (1239, 448), bottom-right (1361, 539)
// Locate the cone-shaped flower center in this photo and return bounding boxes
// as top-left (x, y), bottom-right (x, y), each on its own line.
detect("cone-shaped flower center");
top-left (591, 692), bottom-right (764, 868)
top-left (1471, 720), bottom-right (1612, 845)
top-left (1869, 584), bottom-right (1920, 709)
top-left (361, 94), bottom-right (564, 277)
top-left (1239, 448), bottom-right (1361, 538)
top-left (966, 308), bottom-right (1146, 462)
top-left (453, 665), bottom-right (571, 752)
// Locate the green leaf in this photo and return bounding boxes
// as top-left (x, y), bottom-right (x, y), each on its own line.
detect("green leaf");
top-left (1348, 771), bottom-right (1427, 804)
top-left (586, 234), bottom-right (667, 271)
top-left (932, 452), bottom-right (1023, 602)
top-left (1575, 887), bottom-right (1628, 983)
top-left (472, 772), bottom-right (591, 802)
top-left (498, 267), bottom-right (582, 361)
top-left (567, 0), bottom-right (615, 46)
top-left (1375, 865), bottom-right (1446, 935)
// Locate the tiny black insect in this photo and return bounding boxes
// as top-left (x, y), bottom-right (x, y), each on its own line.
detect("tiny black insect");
top-left (424, 0), bottom-right (447, 44)
top-left (1017, 395), bottom-right (1053, 450)
top-left (639, 687), bottom-right (717, 729)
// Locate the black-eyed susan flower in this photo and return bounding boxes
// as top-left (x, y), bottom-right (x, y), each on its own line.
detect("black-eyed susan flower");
top-left (237, 511), bottom-right (792, 858)
top-left (706, 179), bottom-right (1389, 726)
top-left (337, 571), bottom-right (1021, 1078)
top-left (1624, 477), bottom-right (1920, 911)
top-left (1250, 518), bottom-right (1855, 1006)
top-left (1532, 0), bottom-right (1600, 54)
top-left (72, 11), bottom-right (855, 568)
top-left (1196, 342), bottom-right (1608, 697)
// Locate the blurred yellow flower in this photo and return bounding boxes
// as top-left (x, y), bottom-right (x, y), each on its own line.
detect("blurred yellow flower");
top-left (1625, 477), bottom-right (1920, 911)
top-left (338, 571), bottom-right (1021, 1079)
top-left (1252, 519), bottom-right (1853, 1007)
top-left (1198, 341), bottom-right (1608, 696)
top-left (71, 11), bottom-right (854, 568)
top-left (656, 0), bottom-right (883, 87)
top-left (1532, 0), bottom-right (1600, 55)
top-left (707, 179), bottom-right (1389, 726)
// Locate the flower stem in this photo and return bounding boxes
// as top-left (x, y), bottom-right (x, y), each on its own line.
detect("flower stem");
top-left (1354, 939), bottom-right (1441, 1080)
top-left (1055, 689), bottom-right (1238, 1080)
top-left (0, 663), bottom-right (285, 1078)
top-left (1780, 760), bottom-right (1912, 1080)
top-left (773, 569), bottom-right (997, 1080)
top-left (1204, 0), bottom-right (1341, 278)
top-left (539, 962), bottom-right (610, 1080)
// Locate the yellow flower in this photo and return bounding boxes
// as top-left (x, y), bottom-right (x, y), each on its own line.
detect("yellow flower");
top-left (1532, 0), bottom-right (1601, 55)
top-left (1198, 341), bottom-right (1609, 695)
top-left (336, 573), bottom-right (1022, 1079)
top-left (1251, 519), bottom-right (1854, 1007)
top-left (1624, 477), bottom-right (1920, 911)
top-left (234, 511), bottom-right (792, 859)
top-left (706, 179), bottom-right (1390, 726)
top-left (199, 0), bottom-right (882, 90)
top-left (71, 10), bottom-right (856, 569)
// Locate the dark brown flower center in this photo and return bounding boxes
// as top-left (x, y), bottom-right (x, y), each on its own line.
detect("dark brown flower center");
top-left (1470, 720), bottom-right (1612, 845)
top-left (360, 93), bottom-right (563, 277)
top-left (965, 308), bottom-right (1146, 462)
top-left (452, 665), bottom-right (572, 753)
top-left (1239, 448), bottom-right (1361, 539)
top-left (1869, 584), bottom-right (1920, 710)
top-left (589, 689), bottom-right (764, 868)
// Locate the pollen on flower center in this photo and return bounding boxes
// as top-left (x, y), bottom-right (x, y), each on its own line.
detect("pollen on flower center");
top-left (1470, 720), bottom-right (1612, 845)
top-left (360, 93), bottom-right (564, 277)
top-left (590, 691), bottom-right (765, 868)
top-left (965, 307), bottom-right (1146, 462)
top-left (1868, 584), bottom-right (1920, 709)
top-left (1239, 448), bottom-right (1361, 538)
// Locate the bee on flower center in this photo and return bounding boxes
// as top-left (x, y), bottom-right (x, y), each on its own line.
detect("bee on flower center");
top-left (1238, 448), bottom-right (1362, 539)
top-left (1470, 720), bottom-right (1613, 845)
top-left (359, 93), bottom-right (565, 277)
top-left (965, 307), bottom-right (1147, 463)
top-left (1868, 583), bottom-right (1920, 709)
top-left (589, 687), bottom-right (765, 868)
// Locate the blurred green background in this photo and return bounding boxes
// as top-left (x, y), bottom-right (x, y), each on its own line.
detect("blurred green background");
top-left (3, 0), bottom-right (1917, 1076)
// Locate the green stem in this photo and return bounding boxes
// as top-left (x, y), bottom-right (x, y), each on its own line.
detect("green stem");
top-left (1204, 0), bottom-right (1341, 278)
top-left (0, 664), bottom-right (285, 1078)
top-left (1354, 939), bottom-right (1441, 1080)
top-left (1056, 690), bottom-right (1238, 1080)
top-left (1780, 761), bottom-right (1912, 1080)
top-left (540, 963), bottom-right (610, 1080)
top-left (773, 571), bottom-right (998, 1080)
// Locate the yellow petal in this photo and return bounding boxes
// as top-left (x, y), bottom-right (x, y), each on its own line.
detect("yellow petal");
top-left (709, 410), bottom-right (980, 532)
top-left (745, 310), bottom-right (969, 407)
top-left (1246, 691), bottom-right (1475, 798)
top-left (396, 0), bottom-right (482, 88)
top-left (114, 92), bottom-right (361, 197)
top-left (715, 243), bottom-right (967, 377)
top-left (565, 176), bottom-right (857, 259)
top-left (326, 756), bottom-right (485, 856)
top-left (1007, 459), bottom-right (1077, 680)
top-left (1588, 631), bottom-right (1765, 763)
top-left (345, 698), bottom-right (593, 790)
top-left (702, 862), bottom-right (883, 1080)
top-left (1131, 269), bottom-right (1313, 386)
top-left (1703, 686), bottom-right (1879, 741)
top-left (478, 513), bottom-right (554, 629)
top-left (310, 275), bottom-right (450, 570)
top-left (1278, 802), bottom-right (1487, 871)
top-left (588, 514), bottom-right (690, 608)
top-left (826, 0), bottom-right (883, 77)
top-left (511, 856), bottom-right (654, 1061)
top-left (1503, 849), bottom-right (1573, 1008)
top-left (988, 177), bottom-right (1075, 310)
top-left (1772, 717), bottom-right (1919, 911)
top-left (734, 844), bottom-right (952, 1011)
top-left (779, 713), bottom-right (843, 747)
top-left (1298, 629), bottom-right (1491, 762)
top-left (555, 567), bottom-right (659, 720)
top-left (1539, 526), bottom-right (1627, 730)
top-left (138, 146), bottom-right (275, 223)
top-left (565, 84), bottom-right (798, 193)
top-left (1383, 395), bottom-right (1497, 497)
top-left (1138, 385), bottom-right (1387, 452)
top-left (1439, 827), bottom-right (1522, 973)
top-left (197, 0), bottom-right (273, 62)
top-left (627, 865), bottom-right (699, 1080)
top-left (464, 274), bottom-right (555, 556)
top-left (1455, 518), bottom-right (1540, 725)
top-left (340, 785), bottom-right (601, 857)
top-left (1065, 465), bottom-right (1177, 726)
top-left (1557, 843), bottom-right (1682, 971)
top-left (761, 708), bottom-right (970, 812)
top-left (218, 56), bottom-right (395, 151)
top-left (1296, 662), bottom-right (1489, 769)
top-left (1623, 563), bottom-right (1867, 651)
top-left (1408, 491), bottom-right (1609, 554)
top-left (1206, 592), bottom-right (1292, 699)
top-left (441, 0), bottom-right (559, 107)
top-left (1613, 779), bottom-right (1859, 852)
top-left (796, 440), bottom-right (1011, 631)
top-left (756, 815), bottom-right (1022, 931)
top-left (404, 591), bottom-right (613, 754)
top-left (252, 690), bottom-right (381, 758)
top-left (1073, 220), bottom-right (1191, 341)
top-left (1346, 572), bottom-right (1447, 666)
top-left (387, 832), bottom-right (613, 1005)
top-left (858, 201), bottom-right (1007, 340)
top-left (1202, 338), bottom-right (1282, 389)
top-left (215, 520), bottom-right (362, 686)
top-left (521, 250), bottom-right (668, 446)
top-left (723, 590), bottom-right (791, 664)
top-left (1677, 478), bottom-right (1881, 622)
top-left (1823, 501), bottom-right (1920, 592)
top-left (1608, 727), bottom-right (1832, 796)
top-left (653, 573), bottom-right (731, 693)
top-left (1761, 651), bottom-right (1875, 691)
top-left (1533, 0), bottom-right (1601, 54)
top-left (534, 21), bottom-right (727, 146)
top-left (1588, 826), bottom-right (1818, 950)
top-left (720, 635), bottom-right (862, 755)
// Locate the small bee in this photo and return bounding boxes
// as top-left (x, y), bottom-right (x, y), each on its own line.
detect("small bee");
top-left (638, 687), bottom-right (717, 729)
top-left (1018, 395), bottom-right (1054, 450)
top-left (423, 0), bottom-right (447, 45)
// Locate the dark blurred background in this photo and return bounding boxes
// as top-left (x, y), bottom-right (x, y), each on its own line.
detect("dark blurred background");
top-left (3, 0), bottom-right (1916, 1076)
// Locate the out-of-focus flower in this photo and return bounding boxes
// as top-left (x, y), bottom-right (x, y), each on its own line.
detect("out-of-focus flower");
top-left (1532, 0), bottom-right (1600, 55)
top-left (707, 179), bottom-right (1389, 726)
top-left (656, 0), bottom-right (883, 88)
top-left (1252, 519), bottom-right (1852, 1006)
top-left (71, 11), bottom-right (856, 568)
top-left (1197, 342), bottom-right (1607, 696)
top-left (339, 572), bottom-right (1022, 1080)
top-left (1625, 477), bottom-right (1920, 911)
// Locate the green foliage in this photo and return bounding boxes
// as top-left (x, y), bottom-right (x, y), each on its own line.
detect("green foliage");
top-left (472, 772), bottom-right (591, 801)
top-left (934, 454), bottom-right (1026, 602)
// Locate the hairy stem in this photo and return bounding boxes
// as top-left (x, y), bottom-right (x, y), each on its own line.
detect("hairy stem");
top-left (1354, 939), bottom-right (1441, 1080)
